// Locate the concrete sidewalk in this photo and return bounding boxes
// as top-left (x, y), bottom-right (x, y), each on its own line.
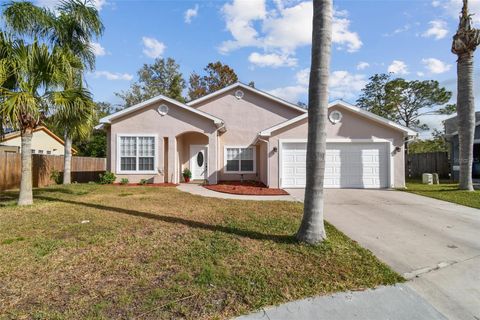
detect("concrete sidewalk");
top-left (176, 183), bottom-right (296, 201)
top-left (235, 285), bottom-right (446, 320)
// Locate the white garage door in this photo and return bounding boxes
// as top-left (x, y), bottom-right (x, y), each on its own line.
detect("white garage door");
top-left (281, 142), bottom-right (389, 188)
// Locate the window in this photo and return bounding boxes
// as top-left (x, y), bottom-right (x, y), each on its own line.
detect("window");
top-left (118, 135), bottom-right (156, 173)
top-left (38, 150), bottom-right (44, 154)
top-left (225, 147), bottom-right (255, 173)
top-left (46, 151), bottom-right (51, 155)
top-left (31, 149), bottom-right (35, 154)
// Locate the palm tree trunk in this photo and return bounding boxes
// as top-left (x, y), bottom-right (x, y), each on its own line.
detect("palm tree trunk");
top-left (63, 132), bottom-right (72, 184)
top-left (296, 0), bottom-right (332, 244)
top-left (457, 52), bottom-right (475, 191)
top-left (18, 129), bottom-right (33, 206)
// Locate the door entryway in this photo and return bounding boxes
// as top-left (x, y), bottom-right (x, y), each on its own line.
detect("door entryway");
top-left (190, 145), bottom-right (208, 180)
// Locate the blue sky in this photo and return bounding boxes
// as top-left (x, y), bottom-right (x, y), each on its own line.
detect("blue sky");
top-left (35, 0), bottom-right (480, 136)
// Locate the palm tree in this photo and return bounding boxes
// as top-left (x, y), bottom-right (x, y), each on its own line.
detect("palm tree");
top-left (0, 35), bottom-right (86, 205)
top-left (452, 0), bottom-right (480, 191)
top-left (51, 88), bottom-right (95, 184)
top-left (4, 0), bottom-right (103, 185)
top-left (296, 0), bottom-right (332, 244)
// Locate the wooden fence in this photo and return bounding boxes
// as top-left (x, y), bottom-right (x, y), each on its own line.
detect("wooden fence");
top-left (0, 153), bottom-right (106, 191)
top-left (407, 152), bottom-right (450, 179)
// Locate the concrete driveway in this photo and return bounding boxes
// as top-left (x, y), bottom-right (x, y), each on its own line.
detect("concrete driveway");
top-left (287, 188), bottom-right (480, 320)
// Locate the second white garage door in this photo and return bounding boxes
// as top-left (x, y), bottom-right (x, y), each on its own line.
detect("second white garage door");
top-left (280, 142), bottom-right (389, 188)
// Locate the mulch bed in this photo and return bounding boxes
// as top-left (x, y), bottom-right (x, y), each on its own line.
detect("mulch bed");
top-left (112, 183), bottom-right (178, 187)
top-left (203, 180), bottom-right (289, 196)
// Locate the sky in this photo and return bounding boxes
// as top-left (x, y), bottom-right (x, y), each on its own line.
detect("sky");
top-left (32, 0), bottom-right (480, 137)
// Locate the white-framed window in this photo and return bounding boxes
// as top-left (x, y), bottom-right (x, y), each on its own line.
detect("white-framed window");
top-left (116, 134), bottom-right (157, 174)
top-left (224, 146), bottom-right (256, 173)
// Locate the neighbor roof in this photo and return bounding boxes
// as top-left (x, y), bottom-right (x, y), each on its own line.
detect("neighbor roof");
top-left (1, 126), bottom-right (78, 154)
top-left (186, 82), bottom-right (308, 114)
top-left (99, 95), bottom-right (224, 126)
top-left (258, 100), bottom-right (418, 137)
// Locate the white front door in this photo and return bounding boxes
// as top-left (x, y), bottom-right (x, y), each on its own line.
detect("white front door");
top-left (190, 145), bottom-right (208, 180)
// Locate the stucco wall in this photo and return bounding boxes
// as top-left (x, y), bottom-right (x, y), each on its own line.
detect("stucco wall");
top-left (108, 100), bottom-right (218, 184)
top-left (1, 130), bottom-right (65, 155)
top-left (192, 88), bottom-right (305, 181)
top-left (267, 105), bottom-right (406, 188)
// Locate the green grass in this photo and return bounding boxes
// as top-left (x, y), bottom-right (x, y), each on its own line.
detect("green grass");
top-left (404, 181), bottom-right (480, 209)
top-left (0, 184), bottom-right (402, 319)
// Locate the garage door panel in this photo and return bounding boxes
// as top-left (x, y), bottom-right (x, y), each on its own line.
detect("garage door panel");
top-left (281, 142), bottom-right (389, 188)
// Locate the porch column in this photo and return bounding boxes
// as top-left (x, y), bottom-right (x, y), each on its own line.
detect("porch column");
top-left (208, 131), bottom-right (218, 184)
top-left (167, 136), bottom-right (177, 183)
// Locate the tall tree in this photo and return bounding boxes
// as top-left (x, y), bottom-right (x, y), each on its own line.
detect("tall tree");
top-left (357, 74), bottom-right (454, 131)
top-left (116, 57), bottom-right (185, 107)
top-left (0, 35), bottom-right (88, 205)
top-left (187, 61), bottom-right (238, 100)
top-left (452, 0), bottom-right (480, 191)
top-left (296, 0), bottom-right (332, 244)
top-left (4, 0), bottom-right (103, 185)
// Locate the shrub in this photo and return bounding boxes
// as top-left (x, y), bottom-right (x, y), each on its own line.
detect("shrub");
top-left (50, 170), bottom-right (62, 184)
top-left (120, 178), bottom-right (129, 185)
top-left (182, 168), bottom-right (192, 179)
top-left (99, 171), bottom-right (116, 184)
top-left (139, 179), bottom-right (148, 185)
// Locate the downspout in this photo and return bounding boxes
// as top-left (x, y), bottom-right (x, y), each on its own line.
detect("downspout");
top-left (257, 137), bottom-right (270, 187)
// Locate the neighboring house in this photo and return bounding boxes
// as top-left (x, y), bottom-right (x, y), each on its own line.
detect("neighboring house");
top-left (444, 112), bottom-right (480, 180)
top-left (98, 83), bottom-right (417, 189)
top-left (0, 126), bottom-right (76, 156)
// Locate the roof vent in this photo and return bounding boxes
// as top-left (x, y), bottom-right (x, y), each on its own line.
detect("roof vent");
top-left (158, 104), bottom-right (169, 116)
top-left (329, 110), bottom-right (342, 124)
top-left (234, 90), bottom-right (244, 99)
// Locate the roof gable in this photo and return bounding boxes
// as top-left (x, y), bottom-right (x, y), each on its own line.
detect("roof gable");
top-left (259, 100), bottom-right (418, 137)
top-left (1, 126), bottom-right (77, 153)
top-left (99, 95), bottom-right (224, 126)
top-left (186, 82), bottom-right (308, 114)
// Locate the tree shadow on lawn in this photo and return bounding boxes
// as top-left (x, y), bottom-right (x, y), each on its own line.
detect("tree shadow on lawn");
top-left (35, 195), bottom-right (296, 244)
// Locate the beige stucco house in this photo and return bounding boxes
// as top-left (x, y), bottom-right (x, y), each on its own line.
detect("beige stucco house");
top-left (0, 126), bottom-right (76, 156)
top-left (98, 83), bottom-right (417, 189)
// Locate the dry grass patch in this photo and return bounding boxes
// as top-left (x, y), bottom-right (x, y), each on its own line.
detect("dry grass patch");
top-left (0, 184), bottom-right (402, 319)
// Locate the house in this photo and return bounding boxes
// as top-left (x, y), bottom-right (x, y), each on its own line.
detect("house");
top-left (444, 112), bottom-right (480, 180)
top-left (98, 83), bottom-right (417, 189)
top-left (0, 126), bottom-right (76, 156)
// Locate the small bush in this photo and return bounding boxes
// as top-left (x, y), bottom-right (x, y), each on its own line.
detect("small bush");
top-left (50, 170), bottom-right (62, 184)
top-left (99, 171), bottom-right (116, 184)
top-left (139, 179), bottom-right (148, 185)
top-left (120, 178), bottom-right (129, 185)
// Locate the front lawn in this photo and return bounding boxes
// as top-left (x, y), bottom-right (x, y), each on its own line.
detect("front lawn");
top-left (0, 184), bottom-right (401, 319)
top-left (404, 181), bottom-right (480, 209)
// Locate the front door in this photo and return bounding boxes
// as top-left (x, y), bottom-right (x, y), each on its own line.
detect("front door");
top-left (190, 145), bottom-right (208, 180)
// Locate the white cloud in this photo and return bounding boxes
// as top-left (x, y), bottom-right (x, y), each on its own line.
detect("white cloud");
top-left (295, 68), bottom-right (310, 86)
top-left (422, 58), bottom-right (452, 74)
top-left (417, 71), bottom-right (425, 77)
top-left (184, 4), bottom-right (199, 24)
top-left (142, 37), bottom-right (166, 59)
top-left (422, 20), bottom-right (448, 39)
top-left (219, 1), bottom-right (362, 65)
top-left (91, 42), bottom-right (106, 56)
top-left (356, 61), bottom-right (370, 70)
top-left (388, 60), bottom-right (409, 75)
top-left (36, 0), bottom-right (107, 10)
top-left (268, 85), bottom-right (306, 102)
top-left (248, 52), bottom-right (297, 68)
top-left (267, 69), bottom-right (366, 102)
top-left (93, 71), bottom-right (133, 81)
top-left (329, 71), bottom-right (367, 100)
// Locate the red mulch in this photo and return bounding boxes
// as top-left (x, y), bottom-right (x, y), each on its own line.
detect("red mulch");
top-left (112, 183), bottom-right (178, 187)
top-left (203, 180), bottom-right (289, 196)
